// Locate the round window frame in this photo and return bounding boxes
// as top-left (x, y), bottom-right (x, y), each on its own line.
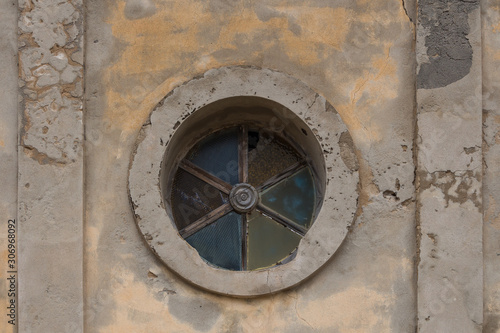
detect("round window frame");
top-left (129, 67), bottom-right (359, 297)
top-left (167, 123), bottom-right (321, 271)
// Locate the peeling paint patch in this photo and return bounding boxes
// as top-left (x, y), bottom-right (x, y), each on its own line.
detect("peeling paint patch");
top-left (419, 170), bottom-right (481, 210)
top-left (417, 0), bottom-right (479, 89)
top-left (18, 0), bottom-right (84, 164)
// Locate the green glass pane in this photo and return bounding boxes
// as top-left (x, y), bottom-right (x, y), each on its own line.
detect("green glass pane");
top-left (248, 130), bottom-right (301, 187)
top-left (187, 128), bottom-right (239, 185)
top-left (247, 211), bottom-right (302, 270)
top-left (186, 212), bottom-right (242, 271)
top-left (260, 167), bottom-right (315, 228)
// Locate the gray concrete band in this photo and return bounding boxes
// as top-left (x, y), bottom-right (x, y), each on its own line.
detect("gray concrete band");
top-left (416, 0), bottom-right (483, 331)
top-left (17, 0), bottom-right (85, 332)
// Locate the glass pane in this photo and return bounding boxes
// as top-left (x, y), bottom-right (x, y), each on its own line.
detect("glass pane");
top-left (187, 128), bottom-right (239, 185)
top-left (186, 212), bottom-right (242, 271)
top-left (171, 168), bottom-right (229, 230)
top-left (248, 130), bottom-right (301, 187)
top-left (247, 211), bottom-right (302, 270)
top-left (260, 167), bottom-right (315, 229)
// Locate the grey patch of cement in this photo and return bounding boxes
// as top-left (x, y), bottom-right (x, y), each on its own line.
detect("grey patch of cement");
top-left (417, 0), bottom-right (479, 89)
top-left (254, 4), bottom-right (302, 35)
top-left (124, 0), bottom-right (156, 20)
top-left (167, 296), bottom-right (221, 332)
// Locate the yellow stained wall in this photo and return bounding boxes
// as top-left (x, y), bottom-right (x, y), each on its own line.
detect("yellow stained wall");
top-left (84, 0), bottom-right (417, 332)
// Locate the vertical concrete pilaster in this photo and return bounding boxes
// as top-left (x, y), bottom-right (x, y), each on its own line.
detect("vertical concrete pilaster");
top-left (17, 0), bottom-right (85, 332)
top-left (481, 0), bottom-right (500, 331)
top-left (0, 1), bottom-right (20, 332)
top-left (416, 0), bottom-right (483, 331)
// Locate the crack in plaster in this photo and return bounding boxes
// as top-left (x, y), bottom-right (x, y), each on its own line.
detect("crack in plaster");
top-left (293, 295), bottom-right (315, 330)
top-left (401, 0), bottom-right (413, 23)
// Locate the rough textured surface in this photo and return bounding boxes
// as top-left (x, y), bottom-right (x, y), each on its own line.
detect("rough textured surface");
top-left (19, 0), bottom-right (84, 164)
top-left (482, 1), bottom-right (500, 332)
top-left (7, 0), bottom-right (499, 331)
top-left (417, 0), bottom-right (479, 89)
top-left (416, 0), bottom-right (484, 331)
top-left (0, 1), bottom-right (19, 332)
top-left (85, 0), bottom-right (416, 331)
top-left (17, 0), bottom-right (84, 332)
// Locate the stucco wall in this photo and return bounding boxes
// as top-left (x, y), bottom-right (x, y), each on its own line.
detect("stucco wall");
top-left (84, 0), bottom-right (416, 331)
top-left (0, 0), bottom-right (498, 332)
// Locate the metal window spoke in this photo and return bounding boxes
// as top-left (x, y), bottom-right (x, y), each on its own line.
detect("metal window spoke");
top-left (241, 213), bottom-right (248, 270)
top-left (180, 203), bottom-right (233, 238)
top-left (238, 125), bottom-right (248, 183)
top-left (256, 204), bottom-right (306, 236)
top-left (256, 160), bottom-right (307, 192)
top-left (238, 125), bottom-right (249, 270)
top-left (180, 159), bottom-right (233, 194)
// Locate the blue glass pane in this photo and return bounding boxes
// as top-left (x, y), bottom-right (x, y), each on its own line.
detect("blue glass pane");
top-left (260, 167), bottom-right (316, 228)
top-left (187, 129), bottom-right (239, 185)
top-left (186, 212), bottom-right (242, 271)
top-left (247, 211), bottom-right (302, 270)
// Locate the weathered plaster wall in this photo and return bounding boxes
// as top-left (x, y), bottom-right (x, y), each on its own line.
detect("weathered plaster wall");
top-left (0, 1), bottom-right (19, 332)
top-left (6, 0), bottom-right (499, 332)
top-left (416, 0), bottom-right (484, 331)
top-left (17, 0), bottom-right (85, 332)
top-left (85, 0), bottom-right (416, 331)
top-left (482, 0), bottom-right (500, 332)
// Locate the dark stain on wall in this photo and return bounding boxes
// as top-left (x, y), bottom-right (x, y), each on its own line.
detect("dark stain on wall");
top-left (124, 0), bottom-right (157, 20)
top-left (417, 0), bottom-right (479, 89)
top-left (484, 313), bottom-right (500, 333)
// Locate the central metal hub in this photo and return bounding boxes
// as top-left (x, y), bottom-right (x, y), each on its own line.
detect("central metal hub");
top-left (229, 183), bottom-right (259, 213)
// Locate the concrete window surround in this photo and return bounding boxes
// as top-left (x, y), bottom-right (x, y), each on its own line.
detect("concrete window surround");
top-left (129, 67), bottom-right (359, 297)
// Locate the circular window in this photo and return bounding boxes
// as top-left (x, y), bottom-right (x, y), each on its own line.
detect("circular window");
top-left (169, 125), bottom-right (319, 271)
top-left (129, 67), bottom-right (359, 296)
